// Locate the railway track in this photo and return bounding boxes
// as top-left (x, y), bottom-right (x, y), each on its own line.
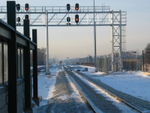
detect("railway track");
top-left (76, 71), bottom-right (150, 113)
top-left (65, 68), bottom-right (150, 113)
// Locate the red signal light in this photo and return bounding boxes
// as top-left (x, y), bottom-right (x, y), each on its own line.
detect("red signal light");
top-left (75, 3), bottom-right (79, 11)
top-left (25, 3), bottom-right (29, 11)
top-left (75, 14), bottom-right (79, 23)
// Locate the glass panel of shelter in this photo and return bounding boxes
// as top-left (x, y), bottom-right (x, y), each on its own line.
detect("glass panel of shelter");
top-left (0, 42), bottom-right (2, 84)
top-left (21, 48), bottom-right (24, 78)
top-left (17, 48), bottom-right (24, 78)
top-left (17, 48), bottom-right (21, 78)
top-left (4, 43), bottom-right (8, 83)
top-left (30, 50), bottom-right (33, 76)
top-left (0, 42), bottom-right (8, 85)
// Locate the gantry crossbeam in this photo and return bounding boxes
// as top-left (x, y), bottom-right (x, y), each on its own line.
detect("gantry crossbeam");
top-left (0, 6), bottom-right (126, 27)
top-left (0, 5), bottom-right (127, 71)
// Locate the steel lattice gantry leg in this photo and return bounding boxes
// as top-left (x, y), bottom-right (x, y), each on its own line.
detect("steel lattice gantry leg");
top-left (111, 11), bottom-right (123, 71)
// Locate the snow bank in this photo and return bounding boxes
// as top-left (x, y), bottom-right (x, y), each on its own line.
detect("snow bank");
top-left (38, 73), bottom-right (56, 106)
top-left (135, 71), bottom-right (150, 79)
top-left (79, 65), bottom-right (96, 73)
top-left (38, 66), bottom-right (61, 106)
top-left (92, 72), bottom-right (150, 102)
top-left (70, 65), bottom-right (96, 73)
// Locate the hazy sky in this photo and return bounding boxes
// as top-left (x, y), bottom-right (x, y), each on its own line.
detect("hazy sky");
top-left (1, 0), bottom-right (150, 59)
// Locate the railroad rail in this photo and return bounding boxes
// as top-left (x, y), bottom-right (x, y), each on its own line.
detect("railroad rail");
top-left (64, 67), bottom-right (150, 113)
top-left (76, 71), bottom-right (150, 112)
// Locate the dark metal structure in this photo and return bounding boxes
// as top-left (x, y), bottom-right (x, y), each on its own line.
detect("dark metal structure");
top-left (7, 1), bottom-right (17, 113)
top-left (0, 1), bottom-right (38, 113)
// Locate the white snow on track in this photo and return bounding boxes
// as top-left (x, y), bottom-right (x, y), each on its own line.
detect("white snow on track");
top-left (38, 65), bottom-right (61, 106)
top-left (65, 74), bottom-right (85, 103)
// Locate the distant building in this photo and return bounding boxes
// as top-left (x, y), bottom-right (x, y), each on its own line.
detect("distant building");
top-left (122, 51), bottom-right (142, 71)
top-left (143, 43), bottom-right (150, 72)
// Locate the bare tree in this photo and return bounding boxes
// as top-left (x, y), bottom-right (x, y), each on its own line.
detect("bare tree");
top-left (37, 48), bottom-right (46, 65)
top-left (145, 43), bottom-right (150, 64)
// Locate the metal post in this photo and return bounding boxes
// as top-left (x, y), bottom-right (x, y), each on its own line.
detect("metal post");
top-left (32, 29), bottom-right (39, 105)
top-left (93, 0), bottom-right (97, 71)
top-left (45, 10), bottom-right (50, 75)
top-left (7, 1), bottom-right (17, 113)
top-left (119, 10), bottom-right (123, 71)
top-left (111, 10), bottom-right (114, 72)
top-left (23, 15), bottom-right (32, 112)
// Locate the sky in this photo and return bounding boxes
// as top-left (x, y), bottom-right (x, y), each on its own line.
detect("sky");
top-left (1, 0), bottom-right (150, 59)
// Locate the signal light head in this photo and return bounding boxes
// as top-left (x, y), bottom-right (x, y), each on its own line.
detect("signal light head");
top-left (75, 3), bottom-right (79, 10)
top-left (66, 4), bottom-right (71, 11)
top-left (25, 3), bottom-right (29, 11)
top-left (25, 15), bottom-right (29, 20)
top-left (67, 17), bottom-right (71, 22)
top-left (16, 4), bottom-right (20, 11)
top-left (17, 17), bottom-right (21, 22)
top-left (75, 14), bottom-right (79, 23)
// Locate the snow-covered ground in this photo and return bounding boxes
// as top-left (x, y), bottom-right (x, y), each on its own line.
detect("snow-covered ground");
top-left (34, 65), bottom-right (94, 113)
top-left (35, 64), bottom-right (150, 112)
top-left (83, 71), bottom-right (150, 102)
top-left (38, 65), bottom-right (61, 106)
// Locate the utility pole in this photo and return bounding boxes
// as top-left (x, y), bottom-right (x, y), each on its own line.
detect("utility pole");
top-left (45, 10), bottom-right (50, 75)
top-left (93, 0), bottom-right (97, 71)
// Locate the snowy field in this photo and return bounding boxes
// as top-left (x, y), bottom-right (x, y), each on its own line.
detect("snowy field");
top-left (97, 72), bottom-right (150, 102)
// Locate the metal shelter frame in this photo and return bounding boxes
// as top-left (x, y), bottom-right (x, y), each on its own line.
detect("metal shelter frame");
top-left (0, 1), bottom-right (38, 113)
